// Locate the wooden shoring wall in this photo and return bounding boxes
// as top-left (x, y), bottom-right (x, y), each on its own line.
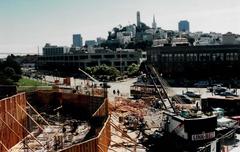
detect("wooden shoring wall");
top-left (34, 90), bottom-right (105, 117)
top-left (59, 98), bottom-right (110, 152)
top-left (60, 116), bottom-right (111, 152)
top-left (32, 90), bottom-right (111, 152)
top-left (92, 98), bottom-right (109, 117)
top-left (0, 93), bottom-right (27, 152)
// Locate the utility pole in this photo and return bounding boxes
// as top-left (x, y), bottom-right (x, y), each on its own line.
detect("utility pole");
top-left (120, 49), bottom-right (123, 77)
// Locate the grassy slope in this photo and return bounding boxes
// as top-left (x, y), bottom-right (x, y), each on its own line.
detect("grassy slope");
top-left (17, 78), bottom-right (47, 86)
top-left (17, 77), bottom-right (51, 92)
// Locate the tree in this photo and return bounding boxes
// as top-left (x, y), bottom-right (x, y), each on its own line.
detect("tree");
top-left (85, 64), bottom-right (120, 80)
top-left (127, 63), bottom-right (140, 77)
top-left (85, 67), bottom-right (93, 75)
top-left (0, 55), bottom-right (22, 85)
top-left (4, 67), bottom-right (16, 77)
top-left (108, 66), bottom-right (120, 78)
top-left (4, 56), bottom-right (22, 74)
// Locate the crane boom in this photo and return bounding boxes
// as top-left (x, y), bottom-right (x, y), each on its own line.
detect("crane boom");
top-left (145, 65), bottom-right (176, 113)
top-left (78, 68), bottom-right (99, 83)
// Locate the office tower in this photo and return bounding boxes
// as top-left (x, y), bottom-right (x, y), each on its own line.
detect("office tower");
top-left (178, 20), bottom-right (190, 32)
top-left (73, 34), bottom-right (83, 47)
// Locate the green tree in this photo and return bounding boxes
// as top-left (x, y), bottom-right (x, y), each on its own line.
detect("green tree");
top-left (85, 67), bottom-right (93, 75)
top-left (4, 56), bottom-right (22, 74)
top-left (108, 66), bottom-right (120, 78)
top-left (0, 55), bottom-right (22, 85)
top-left (4, 67), bottom-right (16, 77)
top-left (86, 64), bottom-right (120, 80)
top-left (127, 63), bottom-right (140, 77)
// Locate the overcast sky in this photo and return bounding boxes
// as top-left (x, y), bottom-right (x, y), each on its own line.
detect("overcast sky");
top-left (0, 0), bottom-right (240, 54)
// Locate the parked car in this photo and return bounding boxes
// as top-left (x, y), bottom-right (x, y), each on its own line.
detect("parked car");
top-left (207, 83), bottom-right (224, 92)
top-left (183, 91), bottom-right (201, 98)
top-left (219, 91), bottom-right (238, 97)
top-left (193, 81), bottom-right (209, 87)
top-left (214, 87), bottom-right (227, 95)
top-left (172, 94), bottom-right (194, 104)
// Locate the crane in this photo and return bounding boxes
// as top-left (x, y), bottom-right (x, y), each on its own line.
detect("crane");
top-left (78, 68), bottom-right (99, 83)
top-left (144, 64), bottom-right (176, 113)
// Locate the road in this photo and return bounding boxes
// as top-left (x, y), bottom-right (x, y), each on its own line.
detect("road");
top-left (107, 78), bottom-right (137, 101)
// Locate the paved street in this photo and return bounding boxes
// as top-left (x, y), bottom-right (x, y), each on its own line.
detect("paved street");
top-left (107, 78), bottom-right (137, 101)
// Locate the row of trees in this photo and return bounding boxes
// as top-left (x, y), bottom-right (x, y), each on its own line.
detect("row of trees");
top-left (0, 56), bottom-right (22, 85)
top-left (85, 63), bottom-right (140, 81)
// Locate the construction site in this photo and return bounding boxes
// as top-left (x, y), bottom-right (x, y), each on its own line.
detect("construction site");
top-left (0, 83), bottom-right (111, 152)
top-left (0, 65), bottom-right (240, 152)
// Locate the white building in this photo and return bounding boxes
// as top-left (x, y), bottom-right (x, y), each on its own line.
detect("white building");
top-left (194, 34), bottom-right (222, 46)
top-left (153, 39), bottom-right (168, 47)
top-left (172, 38), bottom-right (189, 46)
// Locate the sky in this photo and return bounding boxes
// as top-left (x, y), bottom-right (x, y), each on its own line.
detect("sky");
top-left (0, 0), bottom-right (240, 55)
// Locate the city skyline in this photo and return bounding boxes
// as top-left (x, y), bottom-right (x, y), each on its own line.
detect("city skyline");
top-left (0, 0), bottom-right (240, 54)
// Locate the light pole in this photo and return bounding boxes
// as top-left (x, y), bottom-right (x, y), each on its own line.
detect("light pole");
top-left (120, 49), bottom-right (123, 77)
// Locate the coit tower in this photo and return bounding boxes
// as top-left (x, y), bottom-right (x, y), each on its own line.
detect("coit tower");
top-left (137, 11), bottom-right (141, 27)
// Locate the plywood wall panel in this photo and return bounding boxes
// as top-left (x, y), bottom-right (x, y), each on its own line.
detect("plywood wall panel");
top-left (0, 93), bottom-right (27, 151)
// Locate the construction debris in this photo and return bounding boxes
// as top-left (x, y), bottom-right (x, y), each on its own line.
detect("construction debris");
top-left (109, 95), bottom-right (165, 152)
top-left (9, 109), bottom-right (91, 152)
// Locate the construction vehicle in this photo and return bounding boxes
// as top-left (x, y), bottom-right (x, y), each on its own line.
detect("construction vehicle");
top-left (143, 65), bottom-right (220, 152)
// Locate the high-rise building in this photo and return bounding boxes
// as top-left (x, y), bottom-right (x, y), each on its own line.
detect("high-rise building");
top-left (178, 20), bottom-right (190, 32)
top-left (137, 11), bottom-right (141, 27)
top-left (73, 34), bottom-right (83, 47)
top-left (152, 15), bottom-right (157, 29)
